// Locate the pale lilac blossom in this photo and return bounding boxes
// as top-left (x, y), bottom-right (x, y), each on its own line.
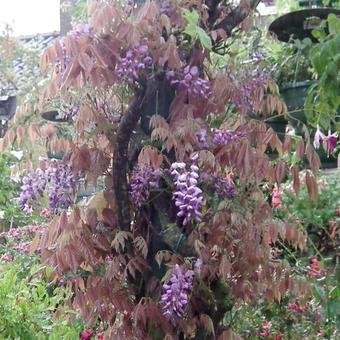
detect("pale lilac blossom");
top-left (161, 264), bottom-right (194, 319)
top-left (171, 161), bottom-right (203, 225)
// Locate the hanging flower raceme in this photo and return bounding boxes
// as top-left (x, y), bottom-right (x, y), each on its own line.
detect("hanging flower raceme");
top-left (19, 164), bottom-right (76, 212)
top-left (19, 168), bottom-right (47, 212)
top-left (115, 44), bottom-right (153, 85)
top-left (160, 264), bottom-right (194, 320)
top-left (212, 128), bottom-right (246, 146)
top-left (46, 165), bottom-right (76, 210)
top-left (129, 165), bottom-right (162, 207)
top-left (167, 65), bottom-right (211, 99)
top-left (170, 160), bottom-right (203, 225)
top-left (313, 125), bottom-right (338, 156)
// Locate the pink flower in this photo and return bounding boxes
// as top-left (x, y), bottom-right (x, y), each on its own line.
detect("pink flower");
top-left (313, 125), bottom-right (325, 149)
top-left (288, 302), bottom-right (303, 313)
top-left (1, 253), bottom-right (14, 262)
top-left (309, 257), bottom-right (322, 278)
top-left (272, 187), bottom-right (282, 208)
top-left (80, 330), bottom-right (94, 340)
top-left (324, 130), bottom-right (338, 156)
top-left (40, 208), bottom-right (54, 218)
top-left (261, 321), bottom-right (272, 329)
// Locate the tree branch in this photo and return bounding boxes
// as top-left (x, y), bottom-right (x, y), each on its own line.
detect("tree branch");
top-left (215, 0), bottom-right (262, 34)
top-left (113, 80), bottom-right (157, 231)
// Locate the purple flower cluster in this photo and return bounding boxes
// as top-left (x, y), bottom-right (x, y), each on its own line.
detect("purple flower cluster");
top-left (129, 165), bottom-right (162, 207)
top-left (46, 165), bottom-right (76, 210)
top-left (64, 105), bottom-right (80, 117)
top-left (229, 67), bottom-right (269, 114)
top-left (212, 129), bottom-right (246, 145)
top-left (212, 175), bottom-right (236, 198)
top-left (160, 0), bottom-right (173, 17)
top-left (19, 168), bottom-right (47, 212)
top-left (19, 164), bottom-right (76, 212)
top-left (115, 44), bottom-right (153, 85)
top-left (170, 161), bottom-right (203, 225)
top-left (161, 264), bottom-right (194, 319)
top-left (196, 128), bottom-right (209, 149)
top-left (55, 24), bottom-right (93, 74)
top-left (167, 65), bottom-right (211, 99)
top-left (68, 24), bottom-right (94, 39)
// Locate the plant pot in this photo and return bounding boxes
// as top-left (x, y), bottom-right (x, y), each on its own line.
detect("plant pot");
top-left (76, 177), bottom-right (105, 202)
top-left (41, 110), bottom-right (71, 124)
top-left (0, 96), bottom-right (17, 138)
top-left (280, 81), bottom-right (316, 134)
top-left (266, 116), bottom-right (288, 140)
top-left (47, 150), bottom-right (65, 160)
top-left (269, 8), bottom-right (340, 42)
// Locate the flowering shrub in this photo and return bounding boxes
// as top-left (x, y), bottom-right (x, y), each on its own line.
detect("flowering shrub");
top-left (1, 0), bottom-right (327, 338)
top-left (0, 224), bottom-right (45, 264)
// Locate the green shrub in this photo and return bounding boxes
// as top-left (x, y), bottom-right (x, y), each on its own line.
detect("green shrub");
top-left (0, 262), bottom-right (83, 339)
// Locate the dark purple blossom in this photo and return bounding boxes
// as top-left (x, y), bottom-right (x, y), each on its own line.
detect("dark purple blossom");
top-left (167, 65), bottom-right (211, 99)
top-left (19, 164), bottom-right (76, 212)
top-left (171, 161), bottom-right (203, 225)
top-left (116, 44), bottom-right (153, 85)
top-left (229, 67), bottom-right (269, 114)
top-left (161, 264), bottom-right (194, 320)
top-left (212, 175), bottom-right (236, 198)
top-left (129, 165), bottom-right (162, 207)
top-left (46, 164), bottom-right (76, 210)
top-left (212, 129), bottom-right (246, 145)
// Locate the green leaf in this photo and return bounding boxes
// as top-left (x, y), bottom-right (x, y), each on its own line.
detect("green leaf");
top-left (312, 283), bottom-right (326, 302)
top-left (184, 25), bottom-right (198, 39)
top-left (182, 8), bottom-right (199, 26)
top-left (197, 27), bottom-right (212, 50)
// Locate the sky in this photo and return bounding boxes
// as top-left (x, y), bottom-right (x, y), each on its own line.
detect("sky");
top-left (0, 0), bottom-right (60, 36)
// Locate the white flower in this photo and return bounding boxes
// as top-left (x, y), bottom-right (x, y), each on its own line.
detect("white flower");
top-left (313, 125), bottom-right (325, 149)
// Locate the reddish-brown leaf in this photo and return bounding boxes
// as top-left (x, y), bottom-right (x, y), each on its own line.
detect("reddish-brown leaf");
top-left (305, 171), bottom-right (318, 201)
top-left (291, 165), bottom-right (300, 194)
top-left (296, 139), bottom-right (305, 160)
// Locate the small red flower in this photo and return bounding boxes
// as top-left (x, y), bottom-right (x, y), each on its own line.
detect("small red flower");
top-left (96, 329), bottom-right (104, 340)
top-left (259, 329), bottom-right (271, 337)
top-left (274, 332), bottom-right (284, 340)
